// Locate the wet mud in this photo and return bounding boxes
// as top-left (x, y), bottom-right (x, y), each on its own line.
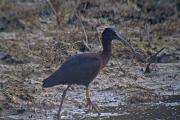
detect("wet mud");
top-left (0, 0), bottom-right (180, 120)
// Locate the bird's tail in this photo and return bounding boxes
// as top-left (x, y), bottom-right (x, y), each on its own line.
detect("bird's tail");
top-left (42, 78), bottom-right (55, 88)
top-left (42, 72), bottom-right (66, 88)
top-left (42, 75), bottom-right (64, 88)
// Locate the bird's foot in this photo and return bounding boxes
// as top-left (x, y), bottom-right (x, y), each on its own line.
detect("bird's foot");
top-left (85, 89), bottom-right (101, 115)
top-left (85, 90), bottom-right (92, 109)
top-left (85, 98), bottom-right (101, 115)
top-left (85, 98), bottom-right (93, 109)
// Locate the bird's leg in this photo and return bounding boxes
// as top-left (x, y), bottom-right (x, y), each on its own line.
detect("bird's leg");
top-left (85, 87), bottom-right (101, 115)
top-left (57, 84), bottom-right (71, 119)
top-left (85, 88), bottom-right (92, 109)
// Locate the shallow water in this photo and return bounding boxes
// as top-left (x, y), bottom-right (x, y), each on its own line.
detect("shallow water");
top-left (1, 100), bottom-right (180, 120)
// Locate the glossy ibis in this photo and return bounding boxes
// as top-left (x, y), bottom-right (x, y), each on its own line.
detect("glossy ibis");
top-left (42, 27), bottom-right (133, 118)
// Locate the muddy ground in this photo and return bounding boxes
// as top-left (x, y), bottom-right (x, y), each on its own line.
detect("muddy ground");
top-left (0, 0), bottom-right (180, 120)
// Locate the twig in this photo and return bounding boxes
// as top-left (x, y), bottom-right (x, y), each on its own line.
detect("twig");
top-left (144, 47), bottom-right (165, 73)
top-left (46, 0), bottom-right (60, 27)
top-left (47, 0), bottom-right (57, 16)
top-left (75, 13), bottom-right (91, 51)
top-left (114, 58), bottom-right (126, 74)
top-left (96, 28), bottom-right (101, 45)
top-left (148, 47), bottom-right (165, 63)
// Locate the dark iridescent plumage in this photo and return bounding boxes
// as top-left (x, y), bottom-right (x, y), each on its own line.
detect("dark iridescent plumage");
top-left (42, 27), bottom-right (133, 118)
top-left (43, 53), bottom-right (101, 87)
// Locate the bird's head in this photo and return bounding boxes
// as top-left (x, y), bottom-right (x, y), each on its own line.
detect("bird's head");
top-left (102, 28), bottom-right (121, 41)
top-left (102, 27), bottom-right (134, 50)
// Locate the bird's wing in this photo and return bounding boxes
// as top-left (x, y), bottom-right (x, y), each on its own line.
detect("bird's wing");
top-left (43, 54), bottom-right (101, 87)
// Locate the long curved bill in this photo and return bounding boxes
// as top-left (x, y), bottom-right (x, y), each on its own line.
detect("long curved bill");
top-left (116, 32), bottom-right (135, 53)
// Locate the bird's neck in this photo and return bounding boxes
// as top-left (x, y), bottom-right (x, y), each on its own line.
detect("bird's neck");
top-left (102, 37), bottom-right (112, 53)
top-left (100, 38), bottom-right (112, 68)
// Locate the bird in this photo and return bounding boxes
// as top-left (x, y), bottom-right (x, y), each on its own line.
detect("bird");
top-left (42, 27), bottom-right (134, 118)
